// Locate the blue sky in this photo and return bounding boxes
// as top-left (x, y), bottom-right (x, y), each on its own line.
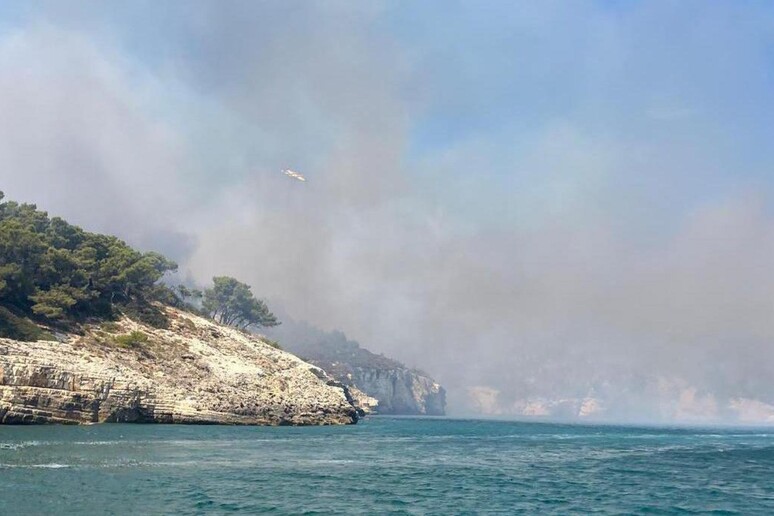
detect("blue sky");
top-left (1, 1), bottom-right (774, 421)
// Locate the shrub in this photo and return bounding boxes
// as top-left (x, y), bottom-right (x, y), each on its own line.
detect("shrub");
top-left (0, 306), bottom-right (54, 341)
top-left (178, 318), bottom-right (197, 332)
top-left (99, 321), bottom-right (121, 333)
top-left (121, 301), bottom-right (169, 329)
top-left (263, 338), bottom-right (282, 350)
top-left (114, 330), bottom-right (149, 349)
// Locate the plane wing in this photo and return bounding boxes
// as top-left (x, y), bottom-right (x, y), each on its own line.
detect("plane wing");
top-left (282, 169), bottom-right (306, 182)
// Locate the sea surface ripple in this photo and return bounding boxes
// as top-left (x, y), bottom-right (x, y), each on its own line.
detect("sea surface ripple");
top-left (1, 417), bottom-right (773, 514)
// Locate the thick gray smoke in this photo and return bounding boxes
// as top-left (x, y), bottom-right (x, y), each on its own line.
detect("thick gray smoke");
top-left (2, 1), bottom-right (774, 423)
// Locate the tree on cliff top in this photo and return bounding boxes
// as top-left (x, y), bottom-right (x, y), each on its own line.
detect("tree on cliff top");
top-left (0, 192), bottom-right (278, 339)
top-left (202, 276), bottom-right (279, 330)
top-left (0, 191), bottom-right (177, 330)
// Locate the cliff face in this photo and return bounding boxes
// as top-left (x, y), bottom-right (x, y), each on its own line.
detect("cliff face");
top-left (0, 308), bottom-right (359, 425)
top-left (349, 367), bottom-right (446, 416)
top-left (266, 321), bottom-right (447, 416)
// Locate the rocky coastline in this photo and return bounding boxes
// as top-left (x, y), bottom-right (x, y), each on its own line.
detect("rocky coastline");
top-left (0, 308), bottom-right (360, 425)
top-left (348, 367), bottom-right (446, 416)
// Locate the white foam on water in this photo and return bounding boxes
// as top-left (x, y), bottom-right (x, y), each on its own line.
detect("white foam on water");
top-left (0, 463), bottom-right (71, 469)
top-left (0, 441), bottom-right (49, 450)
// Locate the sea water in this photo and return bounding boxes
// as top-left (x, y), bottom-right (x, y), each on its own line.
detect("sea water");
top-left (1, 417), bottom-right (772, 514)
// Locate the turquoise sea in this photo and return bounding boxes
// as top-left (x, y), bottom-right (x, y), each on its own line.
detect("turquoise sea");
top-left (1, 416), bottom-right (773, 514)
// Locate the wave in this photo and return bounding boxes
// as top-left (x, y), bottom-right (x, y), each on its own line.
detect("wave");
top-left (0, 463), bottom-right (71, 469)
top-left (0, 441), bottom-right (47, 450)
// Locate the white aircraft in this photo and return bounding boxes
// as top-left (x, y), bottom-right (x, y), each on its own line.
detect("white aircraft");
top-left (282, 168), bottom-right (306, 182)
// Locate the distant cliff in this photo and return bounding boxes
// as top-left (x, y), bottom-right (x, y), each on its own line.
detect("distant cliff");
top-left (265, 320), bottom-right (446, 415)
top-left (348, 367), bottom-right (446, 415)
top-left (0, 307), bottom-right (359, 425)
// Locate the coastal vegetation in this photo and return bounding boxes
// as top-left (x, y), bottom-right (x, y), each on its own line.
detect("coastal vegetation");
top-left (0, 192), bottom-right (278, 340)
top-left (113, 330), bottom-right (150, 349)
top-left (202, 276), bottom-right (279, 330)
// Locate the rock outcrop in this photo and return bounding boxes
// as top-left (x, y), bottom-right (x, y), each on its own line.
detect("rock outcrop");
top-left (0, 308), bottom-right (359, 425)
top-left (348, 367), bottom-right (446, 416)
top-left (266, 320), bottom-right (447, 415)
top-left (346, 385), bottom-right (380, 415)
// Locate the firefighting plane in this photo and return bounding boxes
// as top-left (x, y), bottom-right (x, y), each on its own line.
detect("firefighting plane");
top-left (282, 168), bottom-right (306, 182)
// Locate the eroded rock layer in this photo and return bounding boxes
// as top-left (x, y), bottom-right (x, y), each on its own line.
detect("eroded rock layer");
top-left (0, 308), bottom-right (359, 425)
top-left (349, 367), bottom-right (446, 415)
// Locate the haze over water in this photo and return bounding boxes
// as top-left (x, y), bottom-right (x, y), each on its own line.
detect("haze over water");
top-left (1, 2), bottom-right (773, 422)
top-left (1, 417), bottom-right (773, 514)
